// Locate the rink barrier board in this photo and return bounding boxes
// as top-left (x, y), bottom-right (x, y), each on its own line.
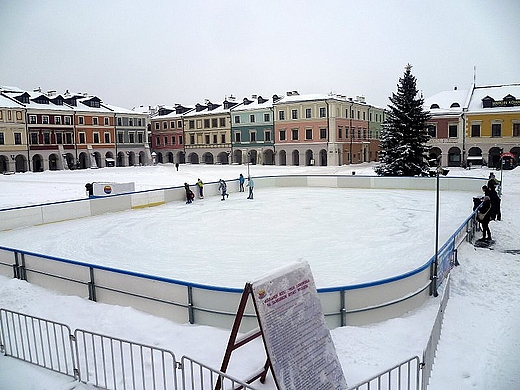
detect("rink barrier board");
top-left (0, 175), bottom-right (485, 330)
top-left (0, 175), bottom-right (486, 232)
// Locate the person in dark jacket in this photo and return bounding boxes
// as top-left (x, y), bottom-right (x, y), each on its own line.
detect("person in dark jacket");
top-left (477, 185), bottom-right (492, 240)
top-left (218, 179), bottom-right (228, 201)
top-left (184, 182), bottom-right (194, 204)
top-left (239, 174), bottom-right (245, 192)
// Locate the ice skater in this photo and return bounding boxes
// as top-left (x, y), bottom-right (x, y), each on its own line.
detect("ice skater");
top-left (247, 176), bottom-right (254, 199)
top-left (184, 182), bottom-right (195, 204)
top-left (239, 174), bottom-right (245, 192)
top-left (218, 179), bottom-right (229, 201)
top-left (196, 178), bottom-right (204, 199)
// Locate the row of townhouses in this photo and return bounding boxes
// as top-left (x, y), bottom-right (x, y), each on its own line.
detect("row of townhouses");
top-left (0, 86), bottom-right (150, 173)
top-left (1, 84), bottom-right (519, 173)
top-left (150, 91), bottom-right (385, 167)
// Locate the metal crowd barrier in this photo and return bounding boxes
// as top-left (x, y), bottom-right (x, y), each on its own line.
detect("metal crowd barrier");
top-left (0, 308), bottom-right (259, 390)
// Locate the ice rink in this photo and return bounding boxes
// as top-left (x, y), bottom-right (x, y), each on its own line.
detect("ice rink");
top-left (0, 185), bottom-right (473, 288)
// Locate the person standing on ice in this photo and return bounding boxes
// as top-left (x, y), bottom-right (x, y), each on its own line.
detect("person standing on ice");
top-left (184, 182), bottom-right (194, 204)
top-left (246, 176), bottom-right (254, 199)
top-left (238, 173), bottom-right (245, 192)
top-left (218, 179), bottom-right (228, 201)
top-left (196, 178), bottom-right (204, 199)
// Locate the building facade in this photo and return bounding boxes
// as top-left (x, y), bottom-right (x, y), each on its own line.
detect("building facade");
top-left (425, 84), bottom-right (520, 169)
top-left (0, 86), bottom-right (150, 173)
top-left (230, 95), bottom-right (276, 165)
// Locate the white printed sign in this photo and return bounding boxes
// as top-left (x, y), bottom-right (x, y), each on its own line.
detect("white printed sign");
top-left (251, 261), bottom-right (348, 390)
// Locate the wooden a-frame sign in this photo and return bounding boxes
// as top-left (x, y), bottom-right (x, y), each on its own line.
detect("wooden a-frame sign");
top-left (216, 261), bottom-right (348, 390)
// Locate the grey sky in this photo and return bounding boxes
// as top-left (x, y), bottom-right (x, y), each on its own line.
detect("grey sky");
top-left (1, 0), bottom-right (519, 110)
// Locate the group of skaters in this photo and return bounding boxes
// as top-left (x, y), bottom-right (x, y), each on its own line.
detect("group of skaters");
top-left (474, 172), bottom-right (502, 241)
top-left (184, 174), bottom-right (254, 204)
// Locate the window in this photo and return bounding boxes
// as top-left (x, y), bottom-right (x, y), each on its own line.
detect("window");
top-left (14, 132), bottom-right (22, 145)
top-left (234, 116), bottom-right (240, 124)
top-left (205, 134), bottom-right (211, 144)
top-left (93, 133), bottom-right (100, 143)
top-left (65, 133), bottom-right (72, 144)
top-left (204, 119), bottom-right (210, 128)
top-left (292, 109), bottom-right (298, 119)
top-left (448, 124), bottom-right (458, 138)
top-left (42, 116), bottom-right (49, 124)
top-left (220, 118), bottom-right (226, 127)
top-left (320, 128), bottom-right (327, 139)
top-left (305, 129), bottom-right (312, 140)
top-left (78, 116), bottom-right (84, 125)
top-left (427, 124), bottom-right (437, 138)
top-left (171, 136), bottom-right (176, 145)
top-left (189, 120), bottom-right (195, 129)
top-left (513, 123), bottom-right (520, 137)
top-left (43, 132), bottom-right (50, 144)
top-left (129, 132), bottom-right (135, 143)
top-left (250, 131), bottom-right (256, 142)
top-left (471, 124), bottom-right (480, 137)
top-left (138, 132), bottom-right (144, 143)
top-left (0, 132), bottom-right (4, 145)
top-left (118, 132), bottom-right (124, 143)
top-left (338, 126), bottom-right (343, 139)
top-left (265, 130), bottom-right (271, 142)
top-left (93, 117), bottom-right (98, 125)
top-left (163, 121), bottom-right (167, 129)
top-left (190, 134), bottom-right (195, 144)
top-left (221, 134), bottom-right (226, 143)
top-left (64, 116), bottom-right (71, 125)
top-left (104, 117), bottom-right (109, 126)
top-left (279, 129), bottom-right (286, 141)
top-left (155, 136), bottom-right (160, 146)
top-left (118, 118), bottom-right (123, 126)
top-left (56, 133), bottom-right (63, 144)
top-left (250, 114), bottom-right (255, 123)
top-left (363, 112), bottom-right (366, 121)
top-left (292, 129), bottom-right (299, 140)
top-left (279, 111), bottom-right (285, 120)
top-left (138, 119), bottom-right (142, 126)
top-left (264, 113), bottom-right (270, 122)
top-left (305, 108), bottom-right (312, 118)
top-left (16, 111), bottom-right (22, 120)
top-left (319, 107), bottom-right (326, 118)
top-left (30, 133), bottom-right (38, 144)
top-left (179, 135), bottom-right (183, 145)
top-left (29, 115), bottom-right (37, 124)
top-left (104, 132), bottom-right (110, 143)
top-left (235, 132), bottom-right (241, 143)
top-left (164, 136), bottom-right (168, 145)
top-left (155, 121), bottom-right (160, 130)
top-left (129, 118), bottom-right (133, 126)
top-left (55, 116), bottom-right (61, 125)
top-left (79, 132), bottom-right (86, 143)
top-left (212, 118), bottom-right (218, 128)
top-left (491, 123), bottom-right (502, 137)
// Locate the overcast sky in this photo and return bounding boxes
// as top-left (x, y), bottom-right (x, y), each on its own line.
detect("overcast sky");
top-left (1, 0), bottom-right (519, 110)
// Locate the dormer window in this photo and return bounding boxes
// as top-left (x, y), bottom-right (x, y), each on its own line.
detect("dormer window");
top-left (450, 102), bottom-right (460, 108)
top-left (430, 104), bottom-right (440, 109)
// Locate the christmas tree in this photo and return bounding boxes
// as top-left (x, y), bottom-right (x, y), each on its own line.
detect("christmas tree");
top-left (375, 64), bottom-right (431, 176)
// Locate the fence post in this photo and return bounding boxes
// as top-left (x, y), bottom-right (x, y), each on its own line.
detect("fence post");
top-left (88, 267), bottom-right (96, 301)
top-left (187, 286), bottom-right (194, 324)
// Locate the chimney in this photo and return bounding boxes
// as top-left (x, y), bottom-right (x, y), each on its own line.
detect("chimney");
top-left (454, 86), bottom-right (458, 90)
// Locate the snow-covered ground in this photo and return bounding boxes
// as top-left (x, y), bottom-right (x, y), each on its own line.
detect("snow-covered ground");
top-left (0, 163), bottom-right (519, 389)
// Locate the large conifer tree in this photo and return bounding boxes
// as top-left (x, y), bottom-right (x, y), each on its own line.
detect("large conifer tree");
top-left (375, 64), bottom-right (431, 176)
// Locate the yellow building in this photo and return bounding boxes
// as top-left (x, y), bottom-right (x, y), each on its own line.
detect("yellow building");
top-left (466, 84), bottom-right (520, 168)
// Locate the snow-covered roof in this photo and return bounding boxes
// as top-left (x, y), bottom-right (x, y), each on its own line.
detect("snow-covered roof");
top-left (467, 84), bottom-right (520, 113)
top-left (183, 99), bottom-right (241, 117)
top-left (424, 88), bottom-right (470, 114)
top-left (274, 92), bottom-right (366, 105)
top-left (231, 95), bottom-right (273, 112)
top-left (0, 93), bottom-right (25, 108)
